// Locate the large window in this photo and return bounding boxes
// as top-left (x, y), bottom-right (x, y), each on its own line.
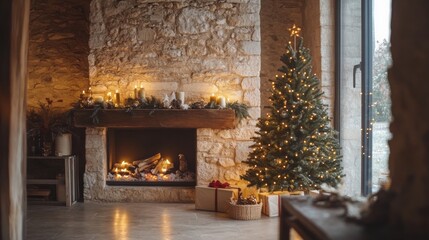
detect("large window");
top-left (336, 0), bottom-right (391, 196)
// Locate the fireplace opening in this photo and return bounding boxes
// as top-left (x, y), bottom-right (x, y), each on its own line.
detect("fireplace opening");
top-left (106, 128), bottom-right (196, 186)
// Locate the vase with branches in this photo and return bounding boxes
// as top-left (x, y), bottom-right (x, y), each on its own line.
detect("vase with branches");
top-left (27, 98), bottom-right (72, 156)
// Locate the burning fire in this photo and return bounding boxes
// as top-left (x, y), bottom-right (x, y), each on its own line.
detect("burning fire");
top-left (112, 161), bottom-right (131, 176)
top-left (107, 153), bottom-right (195, 182)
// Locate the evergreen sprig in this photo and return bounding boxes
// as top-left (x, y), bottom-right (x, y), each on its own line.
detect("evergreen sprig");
top-left (227, 101), bottom-right (250, 122)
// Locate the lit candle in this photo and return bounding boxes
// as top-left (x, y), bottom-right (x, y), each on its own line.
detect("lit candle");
top-left (80, 90), bottom-right (85, 99)
top-left (115, 90), bottom-right (121, 105)
top-left (138, 84), bottom-right (145, 99)
top-left (107, 92), bottom-right (112, 102)
top-left (177, 92), bottom-right (185, 104)
top-left (134, 85), bottom-right (138, 99)
top-left (88, 87), bottom-right (92, 97)
top-left (210, 93), bottom-right (216, 103)
top-left (218, 96), bottom-right (226, 108)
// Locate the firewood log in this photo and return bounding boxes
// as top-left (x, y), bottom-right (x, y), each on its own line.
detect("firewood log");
top-left (137, 159), bottom-right (160, 169)
top-left (151, 158), bottom-right (165, 175)
top-left (139, 153), bottom-right (161, 167)
top-left (113, 162), bottom-right (132, 168)
top-left (132, 153), bottom-right (161, 166)
top-left (138, 160), bottom-right (159, 172)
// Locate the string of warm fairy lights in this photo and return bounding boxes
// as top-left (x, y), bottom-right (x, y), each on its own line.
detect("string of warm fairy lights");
top-left (360, 89), bottom-right (378, 162)
top-left (241, 25), bottom-right (343, 192)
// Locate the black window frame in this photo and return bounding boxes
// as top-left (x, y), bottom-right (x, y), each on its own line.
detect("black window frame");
top-left (335, 0), bottom-right (373, 196)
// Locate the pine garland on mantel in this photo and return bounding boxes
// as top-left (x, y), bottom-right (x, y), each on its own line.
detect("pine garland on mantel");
top-left (73, 95), bottom-right (250, 125)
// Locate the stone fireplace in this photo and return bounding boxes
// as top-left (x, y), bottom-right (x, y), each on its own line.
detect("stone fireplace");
top-left (82, 109), bottom-right (257, 202)
top-left (84, 127), bottom-right (198, 202)
top-left (82, 0), bottom-right (261, 202)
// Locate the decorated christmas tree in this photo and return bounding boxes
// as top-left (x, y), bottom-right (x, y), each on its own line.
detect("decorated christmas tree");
top-left (241, 25), bottom-right (343, 192)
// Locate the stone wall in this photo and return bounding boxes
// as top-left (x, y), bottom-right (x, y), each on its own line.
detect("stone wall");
top-left (303, 0), bottom-right (321, 85)
top-left (27, 0), bottom-right (89, 109)
top-left (85, 0), bottom-right (261, 201)
top-left (304, 0), bottom-right (335, 115)
top-left (260, 0), bottom-right (335, 116)
top-left (89, 0), bottom-right (261, 105)
top-left (319, 0), bottom-right (335, 114)
top-left (260, 0), bottom-right (304, 113)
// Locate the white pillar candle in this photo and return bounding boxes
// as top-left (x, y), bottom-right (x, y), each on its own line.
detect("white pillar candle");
top-left (177, 91), bottom-right (185, 104)
top-left (219, 96), bottom-right (226, 108)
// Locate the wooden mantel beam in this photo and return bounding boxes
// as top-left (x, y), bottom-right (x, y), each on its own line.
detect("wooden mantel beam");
top-left (73, 109), bottom-right (237, 129)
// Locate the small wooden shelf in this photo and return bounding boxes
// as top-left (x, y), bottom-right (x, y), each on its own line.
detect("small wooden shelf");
top-left (27, 179), bottom-right (63, 185)
top-left (27, 189), bottom-right (51, 200)
top-left (27, 155), bottom-right (78, 207)
top-left (72, 109), bottom-right (236, 129)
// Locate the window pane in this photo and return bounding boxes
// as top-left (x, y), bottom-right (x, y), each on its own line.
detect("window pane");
top-left (371, 0), bottom-right (392, 192)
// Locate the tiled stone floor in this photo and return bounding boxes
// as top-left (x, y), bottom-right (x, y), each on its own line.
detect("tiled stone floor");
top-left (26, 202), bottom-right (279, 240)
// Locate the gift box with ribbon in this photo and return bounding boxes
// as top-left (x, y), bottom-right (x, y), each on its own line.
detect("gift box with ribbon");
top-left (258, 191), bottom-right (304, 217)
top-left (195, 180), bottom-right (240, 213)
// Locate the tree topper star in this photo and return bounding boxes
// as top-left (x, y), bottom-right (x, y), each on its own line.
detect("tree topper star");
top-left (289, 24), bottom-right (301, 37)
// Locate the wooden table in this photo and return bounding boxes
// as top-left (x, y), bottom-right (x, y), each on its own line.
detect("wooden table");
top-left (280, 196), bottom-right (371, 240)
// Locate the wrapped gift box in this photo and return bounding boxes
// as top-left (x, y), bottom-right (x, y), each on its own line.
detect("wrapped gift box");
top-left (195, 186), bottom-right (239, 213)
top-left (258, 191), bottom-right (304, 217)
top-left (309, 190), bottom-right (320, 197)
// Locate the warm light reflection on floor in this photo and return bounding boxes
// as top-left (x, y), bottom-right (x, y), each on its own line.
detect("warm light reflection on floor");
top-left (162, 209), bottom-right (172, 239)
top-left (113, 208), bottom-right (129, 240)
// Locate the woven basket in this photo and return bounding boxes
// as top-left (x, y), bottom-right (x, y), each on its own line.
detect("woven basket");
top-left (228, 202), bottom-right (262, 220)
